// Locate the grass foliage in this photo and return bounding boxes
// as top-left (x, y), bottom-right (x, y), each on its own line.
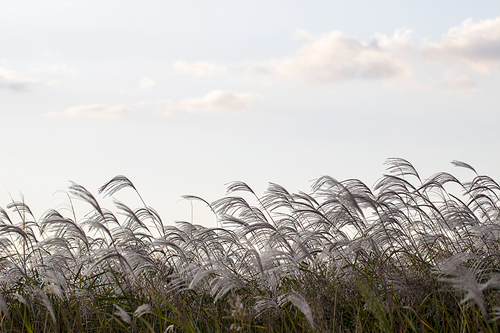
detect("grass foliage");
top-left (1, 158), bottom-right (500, 331)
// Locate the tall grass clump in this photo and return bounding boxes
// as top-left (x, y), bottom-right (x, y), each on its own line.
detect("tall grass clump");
top-left (1, 158), bottom-right (500, 332)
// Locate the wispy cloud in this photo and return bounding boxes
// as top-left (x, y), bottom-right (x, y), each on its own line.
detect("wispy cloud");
top-left (422, 16), bottom-right (500, 74)
top-left (158, 90), bottom-right (262, 115)
top-left (174, 61), bottom-right (227, 77)
top-left (140, 77), bottom-right (155, 90)
top-left (0, 67), bottom-right (37, 91)
top-left (31, 63), bottom-right (78, 76)
top-left (440, 70), bottom-right (476, 90)
top-left (31, 63), bottom-right (78, 87)
top-left (246, 29), bottom-right (414, 85)
top-left (46, 104), bottom-right (131, 119)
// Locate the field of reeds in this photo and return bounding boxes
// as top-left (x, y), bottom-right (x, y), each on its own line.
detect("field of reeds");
top-left (1, 158), bottom-right (500, 332)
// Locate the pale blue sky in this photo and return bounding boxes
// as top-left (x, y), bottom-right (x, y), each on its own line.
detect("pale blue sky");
top-left (1, 1), bottom-right (500, 225)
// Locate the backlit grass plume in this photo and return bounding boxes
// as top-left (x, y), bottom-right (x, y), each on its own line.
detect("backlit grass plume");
top-left (0, 158), bottom-right (500, 332)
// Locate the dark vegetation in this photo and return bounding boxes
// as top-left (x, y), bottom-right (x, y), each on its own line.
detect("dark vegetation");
top-left (0, 158), bottom-right (500, 332)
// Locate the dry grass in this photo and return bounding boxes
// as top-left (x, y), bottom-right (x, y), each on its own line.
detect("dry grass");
top-left (0, 158), bottom-right (499, 332)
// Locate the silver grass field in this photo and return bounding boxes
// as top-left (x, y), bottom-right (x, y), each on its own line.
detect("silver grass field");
top-left (1, 158), bottom-right (500, 332)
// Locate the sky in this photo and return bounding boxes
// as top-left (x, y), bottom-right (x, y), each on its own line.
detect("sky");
top-left (1, 0), bottom-right (500, 227)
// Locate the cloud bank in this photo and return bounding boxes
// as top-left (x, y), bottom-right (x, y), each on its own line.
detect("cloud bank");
top-left (172, 16), bottom-right (500, 90)
top-left (159, 90), bottom-right (262, 114)
top-left (47, 104), bottom-right (131, 119)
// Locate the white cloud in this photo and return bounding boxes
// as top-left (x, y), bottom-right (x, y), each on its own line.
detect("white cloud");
top-left (159, 90), bottom-right (262, 114)
top-left (422, 16), bottom-right (500, 74)
top-left (167, 17), bottom-right (499, 91)
top-left (140, 77), bottom-right (155, 90)
top-left (247, 29), bottom-right (414, 85)
top-left (440, 70), bottom-right (476, 89)
top-left (173, 61), bottom-right (227, 77)
top-left (0, 67), bottom-right (37, 91)
top-left (46, 104), bottom-right (131, 119)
